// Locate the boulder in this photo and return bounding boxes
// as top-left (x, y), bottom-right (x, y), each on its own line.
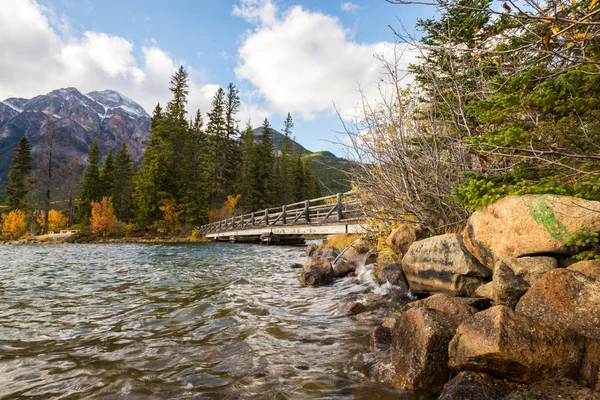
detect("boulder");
top-left (319, 246), bottom-right (339, 261)
top-left (376, 249), bottom-right (400, 267)
top-left (336, 301), bottom-right (367, 317)
top-left (463, 195), bottom-right (600, 268)
top-left (402, 234), bottom-right (491, 296)
top-left (399, 293), bottom-right (478, 321)
top-left (569, 260), bottom-right (600, 280)
top-left (474, 282), bottom-right (495, 301)
top-left (438, 371), bottom-right (524, 400)
top-left (502, 256), bottom-right (558, 285)
top-left (342, 238), bottom-right (374, 259)
top-left (392, 304), bottom-right (475, 393)
top-left (516, 268), bottom-right (600, 339)
top-left (345, 251), bottom-right (377, 268)
top-left (373, 263), bottom-right (408, 287)
top-left (332, 259), bottom-right (355, 278)
top-left (503, 377), bottom-right (600, 400)
top-left (455, 296), bottom-right (492, 311)
top-left (386, 224), bottom-right (418, 256)
top-left (305, 244), bottom-right (318, 257)
top-left (298, 258), bottom-right (334, 286)
top-left (369, 325), bottom-right (392, 352)
top-left (490, 261), bottom-right (530, 309)
top-left (579, 338), bottom-right (600, 392)
top-left (448, 306), bottom-right (584, 383)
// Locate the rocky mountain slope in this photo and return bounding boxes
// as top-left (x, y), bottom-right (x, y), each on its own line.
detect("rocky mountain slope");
top-left (0, 87), bottom-right (151, 194)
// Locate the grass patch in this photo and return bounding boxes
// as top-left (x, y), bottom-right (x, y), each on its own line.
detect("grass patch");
top-left (319, 234), bottom-right (362, 251)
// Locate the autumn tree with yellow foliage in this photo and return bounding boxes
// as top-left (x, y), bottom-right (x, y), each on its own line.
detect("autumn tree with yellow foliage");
top-left (1, 209), bottom-right (27, 240)
top-left (36, 210), bottom-right (67, 233)
top-left (90, 197), bottom-right (119, 236)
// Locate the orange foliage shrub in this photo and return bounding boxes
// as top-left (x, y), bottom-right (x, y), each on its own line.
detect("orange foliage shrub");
top-left (1, 209), bottom-right (27, 240)
top-left (209, 194), bottom-right (241, 223)
top-left (37, 210), bottom-right (68, 233)
top-left (156, 200), bottom-right (180, 233)
top-left (90, 197), bottom-right (119, 235)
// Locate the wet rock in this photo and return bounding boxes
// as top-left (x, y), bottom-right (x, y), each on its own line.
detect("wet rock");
top-left (579, 338), bottom-right (600, 392)
top-left (373, 263), bottom-right (408, 288)
top-left (391, 305), bottom-right (473, 393)
top-left (448, 306), bottom-right (584, 383)
top-left (346, 251), bottom-right (378, 268)
top-left (332, 258), bottom-right (355, 278)
top-left (463, 195), bottom-right (600, 268)
top-left (401, 233), bottom-right (491, 296)
top-left (336, 301), bottom-right (367, 317)
top-left (289, 263), bottom-right (303, 269)
top-left (369, 325), bottom-right (392, 351)
top-left (503, 377), bottom-right (600, 400)
top-left (320, 246), bottom-right (339, 261)
top-left (386, 224), bottom-right (418, 256)
top-left (399, 293), bottom-right (478, 321)
top-left (298, 258), bottom-right (334, 286)
top-left (516, 268), bottom-right (600, 339)
top-left (358, 353), bottom-right (395, 384)
top-left (305, 244), bottom-right (318, 257)
top-left (569, 260), bottom-right (600, 280)
top-left (381, 317), bottom-right (396, 329)
top-left (438, 371), bottom-right (524, 400)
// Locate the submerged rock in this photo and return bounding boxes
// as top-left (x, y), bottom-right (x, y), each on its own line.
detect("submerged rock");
top-left (516, 268), bottom-right (600, 339)
top-left (298, 258), bottom-right (334, 286)
top-left (401, 233), bottom-right (491, 296)
top-left (503, 377), bottom-right (600, 400)
top-left (336, 301), bottom-right (367, 317)
top-left (463, 195), bottom-right (600, 268)
top-left (448, 306), bottom-right (584, 384)
top-left (439, 371), bottom-right (524, 400)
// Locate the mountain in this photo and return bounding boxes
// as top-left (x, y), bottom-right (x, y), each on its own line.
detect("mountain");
top-left (0, 88), bottom-right (151, 199)
top-left (252, 127), bottom-right (352, 194)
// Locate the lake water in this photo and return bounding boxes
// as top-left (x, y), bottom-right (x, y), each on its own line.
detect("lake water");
top-left (0, 243), bottom-right (416, 399)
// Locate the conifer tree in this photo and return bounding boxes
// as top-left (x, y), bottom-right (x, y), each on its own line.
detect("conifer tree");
top-left (223, 83), bottom-right (241, 199)
top-left (99, 149), bottom-right (115, 198)
top-left (255, 118), bottom-right (276, 208)
top-left (5, 137), bottom-right (33, 211)
top-left (206, 87), bottom-right (228, 207)
top-left (77, 139), bottom-right (102, 223)
top-left (291, 151), bottom-right (306, 202)
top-left (279, 113), bottom-right (294, 204)
top-left (113, 142), bottom-right (134, 221)
top-left (236, 123), bottom-right (259, 212)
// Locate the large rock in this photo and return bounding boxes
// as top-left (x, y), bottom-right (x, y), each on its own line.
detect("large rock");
top-left (401, 234), bottom-right (491, 296)
top-left (448, 306), bottom-right (584, 383)
top-left (319, 246), bottom-right (339, 261)
top-left (391, 307), bottom-right (459, 393)
top-left (569, 259), bottom-right (600, 280)
top-left (516, 268), bottom-right (600, 339)
top-left (579, 338), bottom-right (600, 392)
top-left (332, 259), bottom-right (355, 278)
top-left (438, 371), bottom-right (524, 400)
top-left (298, 258), bottom-right (334, 286)
top-left (503, 377), bottom-right (600, 400)
top-left (386, 224), bottom-right (418, 256)
top-left (369, 325), bottom-right (392, 351)
top-left (491, 261), bottom-right (531, 309)
top-left (502, 256), bottom-right (558, 285)
top-left (373, 263), bottom-right (408, 287)
top-left (376, 249), bottom-right (400, 267)
top-left (399, 293), bottom-right (478, 321)
top-left (463, 195), bottom-right (600, 268)
top-left (342, 238), bottom-right (374, 259)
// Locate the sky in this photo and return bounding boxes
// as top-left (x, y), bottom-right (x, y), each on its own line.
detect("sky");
top-left (0, 0), bottom-right (435, 155)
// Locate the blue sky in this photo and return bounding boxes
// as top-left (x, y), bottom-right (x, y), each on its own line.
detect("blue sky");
top-left (0, 0), bottom-right (435, 155)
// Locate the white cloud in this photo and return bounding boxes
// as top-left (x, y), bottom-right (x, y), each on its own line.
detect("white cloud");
top-left (340, 1), bottom-right (360, 12)
top-left (232, 0), bottom-right (277, 26)
top-left (235, 2), bottom-right (416, 120)
top-left (0, 0), bottom-right (217, 116)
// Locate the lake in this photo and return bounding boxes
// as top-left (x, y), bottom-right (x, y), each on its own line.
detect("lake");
top-left (0, 243), bottom-right (415, 399)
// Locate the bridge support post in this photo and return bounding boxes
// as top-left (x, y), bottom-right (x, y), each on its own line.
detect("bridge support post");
top-left (305, 200), bottom-right (310, 223)
top-left (282, 205), bottom-right (287, 225)
top-left (251, 212), bottom-right (255, 226)
top-left (337, 193), bottom-right (343, 221)
top-left (232, 216), bottom-right (235, 228)
top-left (265, 209), bottom-right (269, 225)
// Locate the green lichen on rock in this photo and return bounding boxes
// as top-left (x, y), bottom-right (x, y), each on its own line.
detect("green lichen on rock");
top-left (526, 195), bottom-right (570, 243)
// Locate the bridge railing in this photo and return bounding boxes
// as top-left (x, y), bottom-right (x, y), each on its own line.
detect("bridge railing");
top-left (199, 192), bottom-right (362, 235)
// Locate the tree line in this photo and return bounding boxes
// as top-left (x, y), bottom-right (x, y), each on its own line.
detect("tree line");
top-left (1, 67), bottom-right (320, 238)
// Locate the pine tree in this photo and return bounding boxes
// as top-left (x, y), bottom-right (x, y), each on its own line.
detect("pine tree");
top-left (255, 118), bottom-right (276, 209)
top-left (99, 149), bottom-right (115, 198)
top-left (113, 142), bottom-right (134, 222)
top-left (206, 87), bottom-right (228, 208)
top-left (5, 137), bottom-right (33, 211)
top-left (279, 113), bottom-right (294, 204)
top-left (236, 123), bottom-right (259, 212)
top-left (223, 83), bottom-right (241, 199)
top-left (77, 138), bottom-right (102, 223)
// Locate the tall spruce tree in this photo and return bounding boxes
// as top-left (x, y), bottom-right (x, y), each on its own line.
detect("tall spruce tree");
top-left (99, 149), bottom-right (115, 198)
top-left (236, 123), bottom-right (259, 212)
top-left (77, 138), bottom-right (101, 223)
top-left (223, 83), bottom-right (241, 199)
top-left (206, 87), bottom-right (228, 208)
top-left (113, 143), bottom-right (134, 221)
top-left (279, 113), bottom-right (294, 204)
top-left (255, 118), bottom-right (276, 209)
top-left (5, 137), bottom-right (33, 211)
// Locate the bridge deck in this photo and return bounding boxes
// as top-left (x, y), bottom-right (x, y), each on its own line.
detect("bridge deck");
top-left (205, 221), bottom-right (365, 239)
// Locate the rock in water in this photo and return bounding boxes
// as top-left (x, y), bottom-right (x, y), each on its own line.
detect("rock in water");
top-left (439, 371), bottom-right (524, 400)
top-left (369, 325), bottom-right (392, 352)
top-left (503, 377), bottom-right (600, 400)
top-left (336, 301), bottom-right (367, 317)
top-left (373, 263), bottom-right (408, 287)
top-left (463, 195), bottom-right (600, 268)
top-left (448, 305), bottom-right (584, 383)
top-left (401, 234), bottom-right (491, 296)
top-left (516, 268), bottom-right (600, 339)
top-left (298, 258), bottom-right (334, 286)
top-left (332, 259), bottom-right (355, 278)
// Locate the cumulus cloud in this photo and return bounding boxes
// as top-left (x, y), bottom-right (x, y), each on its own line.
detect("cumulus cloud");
top-left (0, 0), bottom-right (217, 116)
top-left (340, 1), bottom-right (360, 12)
top-left (232, 0), bottom-right (278, 26)
top-left (234, 1), bottom-right (416, 121)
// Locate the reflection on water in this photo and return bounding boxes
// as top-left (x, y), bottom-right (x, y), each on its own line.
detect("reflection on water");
top-left (0, 243), bottom-right (413, 399)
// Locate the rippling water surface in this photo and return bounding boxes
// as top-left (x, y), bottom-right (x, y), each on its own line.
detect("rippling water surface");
top-left (0, 243), bottom-right (413, 399)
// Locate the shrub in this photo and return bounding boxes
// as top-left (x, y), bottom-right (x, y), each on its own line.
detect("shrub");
top-left (36, 210), bottom-right (68, 233)
top-left (90, 197), bottom-right (119, 236)
top-left (154, 200), bottom-right (181, 234)
top-left (567, 228), bottom-right (600, 261)
top-left (1, 209), bottom-right (27, 240)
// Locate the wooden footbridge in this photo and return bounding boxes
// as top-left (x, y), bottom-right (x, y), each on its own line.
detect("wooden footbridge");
top-left (199, 192), bottom-right (365, 244)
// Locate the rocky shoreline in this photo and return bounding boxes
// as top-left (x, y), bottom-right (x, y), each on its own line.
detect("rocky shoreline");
top-left (297, 194), bottom-right (600, 399)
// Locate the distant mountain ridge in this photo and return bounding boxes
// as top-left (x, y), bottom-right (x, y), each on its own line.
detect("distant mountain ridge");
top-left (0, 87), bottom-right (151, 197)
